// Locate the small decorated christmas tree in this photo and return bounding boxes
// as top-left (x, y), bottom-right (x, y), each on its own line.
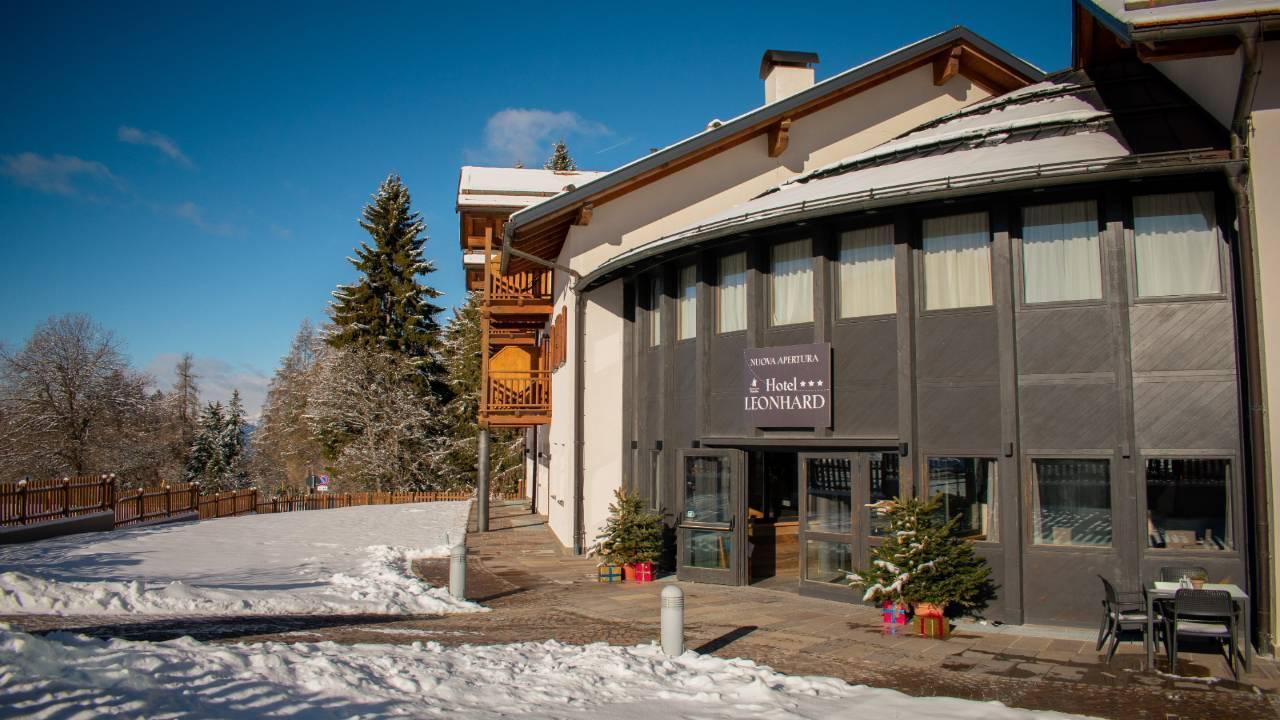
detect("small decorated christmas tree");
top-left (544, 140), bottom-right (577, 171)
top-left (850, 494), bottom-right (991, 612)
top-left (594, 488), bottom-right (663, 565)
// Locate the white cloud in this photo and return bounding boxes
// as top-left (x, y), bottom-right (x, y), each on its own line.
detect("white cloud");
top-left (117, 126), bottom-right (193, 168)
top-left (174, 201), bottom-right (237, 236)
top-left (145, 353), bottom-right (270, 422)
top-left (0, 152), bottom-right (121, 196)
top-left (480, 109), bottom-right (611, 166)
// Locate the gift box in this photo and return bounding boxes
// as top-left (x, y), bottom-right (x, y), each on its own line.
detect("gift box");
top-left (916, 614), bottom-right (950, 640)
top-left (633, 561), bottom-right (655, 583)
top-left (881, 602), bottom-right (908, 625)
top-left (596, 564), bottom-right (624, 583)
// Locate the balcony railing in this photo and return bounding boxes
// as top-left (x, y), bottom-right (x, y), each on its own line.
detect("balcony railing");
top-left (486, 370), bottom-right (551, 419)
top-left (487, 261), bottom-right (553, 305)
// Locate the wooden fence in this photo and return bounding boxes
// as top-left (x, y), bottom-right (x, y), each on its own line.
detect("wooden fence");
top-left (2, 476), bottom-right (489, 531)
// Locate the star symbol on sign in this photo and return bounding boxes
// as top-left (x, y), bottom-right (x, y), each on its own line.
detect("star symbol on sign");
top-left (817, 380), bottom-right (824, 387)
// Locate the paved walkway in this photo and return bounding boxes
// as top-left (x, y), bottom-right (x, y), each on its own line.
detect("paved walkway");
top-left (6, 499), bottom-right (1278, 719)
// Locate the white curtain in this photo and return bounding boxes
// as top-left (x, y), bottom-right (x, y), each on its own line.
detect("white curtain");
top-left (1022, 201), bottom-right (1102, 304)
top-left (1134, 192), bottom-right (1220, 298)
top-left (923, 212), bottom-right (992, 310)
top-left (770, 238), bottom-right (814, 326)
top-left (718, 252), bottom-right (747, 333)
top-left (678, 264), bottom-right (697, 340)
top-left (649, 276), bottom-right (663, 347)
top-left (838, 225), bottom-right (896, 318)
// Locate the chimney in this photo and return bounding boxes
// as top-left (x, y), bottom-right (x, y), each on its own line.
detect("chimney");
top-left (760, 49), bottom-right (820, 105)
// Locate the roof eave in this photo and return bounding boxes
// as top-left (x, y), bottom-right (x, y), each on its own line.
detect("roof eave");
top-left (578, 150), bottom-right (1238, 291)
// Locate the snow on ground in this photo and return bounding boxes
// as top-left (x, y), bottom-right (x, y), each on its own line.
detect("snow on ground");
top-left (0, 502), bottom-right (478, 616)
top-left (0, 626), bottom-right (1093, 720)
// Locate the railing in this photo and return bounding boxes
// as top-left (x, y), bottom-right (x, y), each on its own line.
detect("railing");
top-left (487, 261), bottom-right (553, 305)
top-left (116, 484), bottom-right (201, 526)
top-left (255, 491), bottom-right (471, 514)
top-left (486, 370), bottom-right (551, 415)
top-left (0, 475), bottom-right (117, 527)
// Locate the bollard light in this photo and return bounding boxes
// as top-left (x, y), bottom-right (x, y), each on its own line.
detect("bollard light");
top-left (449, 542), bottom-right (467, 601)
top-left (661, 584), bottom-right (684, 656)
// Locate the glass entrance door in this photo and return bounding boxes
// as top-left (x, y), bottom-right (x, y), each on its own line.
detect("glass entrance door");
top-left (798, 453), bottom-right (860, 595)
top-left (676, 449), bottom-right (746, 585)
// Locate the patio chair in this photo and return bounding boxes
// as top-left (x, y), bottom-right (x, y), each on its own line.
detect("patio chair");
top-left (1159, 566), bottom-right (1208, 583)
top-left (1163, 589), bottom-right (1238, 678)
top-left (1097, 575), bottom-right (1159, 664)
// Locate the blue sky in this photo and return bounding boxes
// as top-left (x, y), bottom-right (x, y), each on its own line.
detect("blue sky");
top-left (0, 1), bottom-right (1070, 415)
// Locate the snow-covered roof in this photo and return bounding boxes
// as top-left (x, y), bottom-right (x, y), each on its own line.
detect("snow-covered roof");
top-left (457, 166), bottom-right (608, 210)
top-left (578, 65), bottom-right (1232, 289)
top-left (1083, 0), bottom-right (1280, 30)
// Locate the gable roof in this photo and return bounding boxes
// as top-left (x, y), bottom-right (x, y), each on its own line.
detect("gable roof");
top-left (577, 62), bottom-right (1235, 291)
top-left (500, 26), bottom-right (1043, 273)
top-left (457, 166), bottom-right (609, 211)
top-left (1081, 0), bottom-right (1280, 38)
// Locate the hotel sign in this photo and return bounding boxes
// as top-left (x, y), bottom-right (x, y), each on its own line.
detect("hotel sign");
top-left (743, 342), bottom-right (832, 428)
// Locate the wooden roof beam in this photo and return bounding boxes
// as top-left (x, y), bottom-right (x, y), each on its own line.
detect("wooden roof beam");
top-left (574, 202), bottom-right (594, 226)
top-left (934, 46), bottom-right (963, 86)
top-left (767, 118), bottom-right (792, 158)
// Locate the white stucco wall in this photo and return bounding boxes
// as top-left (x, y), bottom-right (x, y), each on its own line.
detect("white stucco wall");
top-left (537, 65), bottom-right (994, 553)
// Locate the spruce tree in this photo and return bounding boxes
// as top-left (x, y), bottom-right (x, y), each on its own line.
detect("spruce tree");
top-left (328, 174), bottom-right (449, 398)
top-left (850, 494), bottom-right (992, 611)
top-left (594, 488), bottom-right (664, 565)
top-left (186, 401), bottom-right (227, 483)
top-left (544, 140), bottom-right (576, 171)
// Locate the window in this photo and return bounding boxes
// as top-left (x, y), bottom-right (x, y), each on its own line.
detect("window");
top-left (648, 276), bottom-right (663, 347)
top-left (1031, 459), bottom-right (1111, 547)
top-left (805, 456), bottom-right (851, 534)
top-left (868, 452), bottom-right (901, 537)
top-left (1134, 192), bottom-right (1220, 298)
top-left (927, 457), bottom-right (996, 540)
top-left (677, 264), bottom-right (697, 340)
top-left (770, 238), bottom-right (814, 326)
top-left (1147, 458), bottom-right (1233, 550)
top-left (805, 540), bottom-right (853, 584)
top-left (838, 225), bottom-right (896, 318)
top-left (922, 212), bottom-right (991, 310)
top-left (718, 252), bottom-right (747, 333)
top-left (1022, 201), bottom-right (1102, 304)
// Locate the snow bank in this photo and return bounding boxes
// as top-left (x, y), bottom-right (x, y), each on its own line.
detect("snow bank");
top-left (0, 502), bottom-right (480, 616)
top-left (0, 627), bottom-right (1093, 719)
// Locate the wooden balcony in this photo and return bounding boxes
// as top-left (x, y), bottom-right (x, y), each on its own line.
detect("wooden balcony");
top-left (487, 260), bottom-right (553, 314)
top-left (482, 370), bottom-right (551, 427)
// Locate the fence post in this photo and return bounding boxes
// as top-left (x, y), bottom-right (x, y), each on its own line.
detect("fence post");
top-left (17, 479), bottom-right (27, 525)
top-left (164, 485), bottom-right (171, 518)
top-left (252, 488), bottom-right (258, 515)
top-left (137, 487), bottom-right (144, 522)
top-left (62, 477), bottom-right (70, 518)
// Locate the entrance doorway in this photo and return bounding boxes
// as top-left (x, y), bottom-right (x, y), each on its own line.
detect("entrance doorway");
top-left (747, 451), bottom-right (800, 590)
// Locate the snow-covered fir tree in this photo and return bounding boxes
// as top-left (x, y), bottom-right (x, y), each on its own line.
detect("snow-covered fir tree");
top-left (327, 174), bottom-right (449, 400)
top-left (544, 140), bottom-right (576, 171)
top-left (185, 394), bottom-right (249, 491)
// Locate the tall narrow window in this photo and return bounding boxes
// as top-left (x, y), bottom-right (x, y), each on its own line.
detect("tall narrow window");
top-left (927, 457), bottom-right (996, 540)
top-left (718, 252), bottom-right (747, 333)
top-left (1031, 459), bottom-right (1112, 547)
top-left (1147, 458), bottom-right (1232, 550)
top-left (922, 212), bottom-right (991, 310)
top-left (1022, 201), bottom-right (1102, 304)
top-left (838, 225), bottom-right (896, 318)
top-left (770, 238), bottom-right (813, 326)
top-left (1134, 192), bottom-right (1220, 298)
top-left (648, 275), bottom-right (663, 347)
top-left (677, 264), bottom-right (697, 340)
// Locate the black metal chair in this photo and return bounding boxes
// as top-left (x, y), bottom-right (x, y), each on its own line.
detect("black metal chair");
top-left (1160, 566), bottom-right (1208, 583)
top-left (1097, 575), bottom-right (1158, 664)
top-left (1163, 588), bottom-right (1238, 678)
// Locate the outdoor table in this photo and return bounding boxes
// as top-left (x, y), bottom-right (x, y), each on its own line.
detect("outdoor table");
top-left (1144, 581), bottom-right (1251, 673)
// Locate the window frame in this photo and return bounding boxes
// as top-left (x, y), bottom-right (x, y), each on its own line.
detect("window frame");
top-left (1022, 453), bottom-right (1116, 552)
top-left (676, 263), bottom-right (698, 342)
top-left (914, 206), bottom-right (995, 316)
top-left (716, 250), bottom-right (749, 335)
top-left (1013, 197), bottom-right (1108, 310)
top-left (646, 272), bottom-right (665, 348)
top-left (1125, 186), bottom-right (1230, 306)
top-left (921, 454), bottom-right (999, 543)
top-left (832, 220), bottom-right (898, 322)
top-left (1140, 452), bottom-right (1240, 556)
top-left (767, 236), bottom-right (816, 328)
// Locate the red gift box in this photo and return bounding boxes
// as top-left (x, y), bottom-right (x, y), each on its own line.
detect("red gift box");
top-left (633, 561), bottom-right (655, 583)
top-left (881, 602), bottom-right (907, 625)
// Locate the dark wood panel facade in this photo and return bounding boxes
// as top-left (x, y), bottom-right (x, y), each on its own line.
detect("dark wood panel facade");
top-left (616, 173), bottom-right (1249, 626)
